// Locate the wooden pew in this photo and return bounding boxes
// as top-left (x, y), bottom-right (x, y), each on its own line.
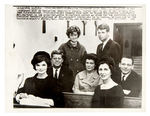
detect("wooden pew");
top-left (63, 92), bottom-right (142, 108)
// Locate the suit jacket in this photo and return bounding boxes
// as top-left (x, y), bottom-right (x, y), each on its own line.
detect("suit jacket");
top-left (96, 39), bottom-right (121, 65)
top-left (112, 70), bottom-right (142, 97)
top-left (48, 65), bottom-right (74, 92)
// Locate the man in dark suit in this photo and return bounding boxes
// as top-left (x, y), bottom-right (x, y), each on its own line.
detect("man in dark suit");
top-left (48, 50), bottom-right (74, 92)
top-left (114, 56), bottom-right (142, 97)
top-left (96, 23), bottom-right (121, 66)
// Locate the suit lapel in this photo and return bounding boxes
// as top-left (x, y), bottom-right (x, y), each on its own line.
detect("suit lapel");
top-left (103, 39), bottom-right (112, 53)
top-left (99, 43), bottom-right (103, 53)
top-left (58, 66), bottom-right (64, 80)
top-left (124, 71), bottom-right (133, 82)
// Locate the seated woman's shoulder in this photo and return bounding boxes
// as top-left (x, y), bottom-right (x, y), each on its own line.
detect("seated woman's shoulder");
top-left (76, 70), bottom-right (87, 79)
top-left (24, 76), bottom-right (35, 82)
top-left (114, 84), bottom-right (124, 95)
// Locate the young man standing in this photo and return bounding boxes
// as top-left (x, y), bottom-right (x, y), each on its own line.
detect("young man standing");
top-left (96, 23), bottom-right (121, 66)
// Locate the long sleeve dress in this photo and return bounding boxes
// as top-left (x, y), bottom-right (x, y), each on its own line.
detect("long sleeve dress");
top-left (17, 74), bottom-right (64, 107)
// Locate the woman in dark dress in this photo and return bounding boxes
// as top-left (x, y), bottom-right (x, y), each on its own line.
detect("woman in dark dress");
top-left (15, 51), bottom-right (64, 107)
top-left (91, 56), bottom-right (124, 108)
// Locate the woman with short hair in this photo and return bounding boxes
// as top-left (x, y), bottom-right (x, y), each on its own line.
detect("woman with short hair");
top-left (92, 56), bottom-right (124, 108)
top-left (72, 53), bottom-right (102, 94)
top-left (15, 51), bottom-right (64, 107)
top-left (59, 25), bottom-right (87, 77)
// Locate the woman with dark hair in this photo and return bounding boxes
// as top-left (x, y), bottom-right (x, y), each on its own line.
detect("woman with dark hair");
top-left (59, 25), bottom-right (87, 77)
top-left (91, 56), bottom-right (124, 108)
top-left (72, 53), bottom-right (102, 94)
top-left (15, 51), bottom-right (64, 107)
top-left (31, 51), bottom-right (51, 71)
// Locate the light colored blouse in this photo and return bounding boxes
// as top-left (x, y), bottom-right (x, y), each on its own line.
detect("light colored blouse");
top-left (72, 70), bottom-right (102, 93)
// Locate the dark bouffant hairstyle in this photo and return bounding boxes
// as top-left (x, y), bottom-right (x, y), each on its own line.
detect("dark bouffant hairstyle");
top-left (31, 51), bottom-right (51, 70)
top-left (82, 53), bottom-right (98, 70)
top-left (97, 23), bottom-right (110, 32)
top-left (66, 25), bottom-right (81, 38)
top-left (97, 56), bottom-right (115, 74)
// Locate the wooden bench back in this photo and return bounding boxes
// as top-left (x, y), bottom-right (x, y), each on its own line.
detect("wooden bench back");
top-left (63, 92), bottom-right (141, 108)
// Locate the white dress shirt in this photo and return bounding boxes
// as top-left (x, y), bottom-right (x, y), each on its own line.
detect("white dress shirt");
top-left (121, 72), bottom-right (131, 81)
top-left (102, 38), bottom-right (110, 50)
top-left (52, 67), bottom-right (61, 79)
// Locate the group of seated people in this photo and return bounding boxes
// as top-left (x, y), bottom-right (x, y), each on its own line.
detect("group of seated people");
top-left (14, 24), bottom-right (141, 108)
top-left (14, 50), bottom-right (142, 108)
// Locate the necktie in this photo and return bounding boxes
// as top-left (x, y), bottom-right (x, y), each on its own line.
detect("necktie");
top-left (100, 43), bottom-right (103, 52)
top-left (55, 69), bottom-right (58, 79)
top-left (122, 75), bottom-right (125, 82)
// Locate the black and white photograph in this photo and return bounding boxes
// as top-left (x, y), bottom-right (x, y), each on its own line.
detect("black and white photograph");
top-left (5, 4), bottom-right (145, 111)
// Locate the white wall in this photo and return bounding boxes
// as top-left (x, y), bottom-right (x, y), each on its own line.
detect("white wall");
top-left (6, 6), bottom-right (144, 84)
top-left (7, 15), bottom-right (114, 78)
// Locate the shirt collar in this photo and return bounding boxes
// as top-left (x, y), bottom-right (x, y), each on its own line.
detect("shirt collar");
top-left (121, 71), bottom-right (131, 81)
top-left (52, 67), bottom-right (61, 78)
top-left (102, 38), bottom-right (110, 50)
